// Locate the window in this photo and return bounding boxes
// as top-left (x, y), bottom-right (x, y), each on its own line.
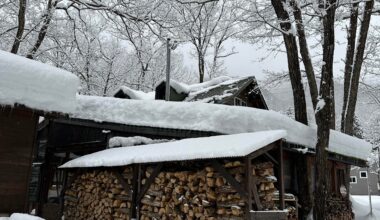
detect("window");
top-left (234, 97), bottom-right (247, 107)
top-left (360, 171), bottom-right (368, 179)
top-left (350, 176), bottom-right (357, 184)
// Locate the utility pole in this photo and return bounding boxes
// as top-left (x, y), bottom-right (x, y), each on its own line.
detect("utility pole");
top-left (165, 38), bottom-right (171, 101)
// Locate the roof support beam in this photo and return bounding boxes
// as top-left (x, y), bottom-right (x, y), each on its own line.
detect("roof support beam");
top-left (211, 160), bottom-right (248, 199)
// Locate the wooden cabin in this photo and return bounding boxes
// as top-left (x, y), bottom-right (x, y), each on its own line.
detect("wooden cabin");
top-left (0, 50), bottom-right (79, 214)
top-left (114, 76), bottom-right (268, 109)
top-left (33, 95), bottom-right (371, 219)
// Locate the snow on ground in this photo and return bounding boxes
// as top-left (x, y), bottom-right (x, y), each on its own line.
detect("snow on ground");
top-left (73, 95), bottom-right (372, 161)
top-left (0, 50), bottom-right (79, 113)
top-left (0, 213), bottom-right (44, 220)
top-left (60, 130), bottom-right (287, 168)
top-left (352, 195), bottom-right (380, 220)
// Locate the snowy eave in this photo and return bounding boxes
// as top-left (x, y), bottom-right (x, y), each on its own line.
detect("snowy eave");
top-left (0, 50), bottom-right (79, 113)
top-left (72, 95), bottom-right (372, 161)
top-left (60, 131), bottom-right (287, 168)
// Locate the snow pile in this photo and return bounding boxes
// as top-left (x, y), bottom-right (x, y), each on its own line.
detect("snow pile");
top-left (0, 213), bottom-right (45, 220)
top-left (0, 50), bottom-right (79, 113)
top-left (351, 195), bottom-right (380, 220)
top-left (72, 95), bottom-right (372, 161)
top-left (60, 130), bottom-right (287, 168)
top-left (108, 136), bottom-right (170, 148)
top-left (119, 86), bottom-right (155, 100)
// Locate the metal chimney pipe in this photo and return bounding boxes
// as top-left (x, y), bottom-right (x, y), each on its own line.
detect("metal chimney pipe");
top-left (165, 38), bottom-right (171, 101)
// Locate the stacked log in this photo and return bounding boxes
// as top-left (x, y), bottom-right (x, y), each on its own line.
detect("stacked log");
top-left (140, 160), bottom-right (278, 219)
top-left (325, 195), bottom-right (353, 220)
top-left (64, 168), bottom-right (134, 220)
top-left (253, 162), bottom-right (277, 210)
top-left (63, 160), bottom-right (279, 219)
top-left (140, 165), bottom-right (243, 220)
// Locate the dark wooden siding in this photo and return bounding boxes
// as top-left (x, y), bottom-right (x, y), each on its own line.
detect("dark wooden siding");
top-left (0, 107), bottom-right (38, 213)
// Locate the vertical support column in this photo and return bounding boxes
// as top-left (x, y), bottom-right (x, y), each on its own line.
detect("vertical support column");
top-left (279, 140), bottom-right (285, 210)
top-left (245, 157), bottom-right (253, 218)
top-left (131, 164), bottom-right (140, 219)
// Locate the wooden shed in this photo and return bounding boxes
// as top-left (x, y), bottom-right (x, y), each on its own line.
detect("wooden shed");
top-left (34, 94), bottom-right (371, 219)
top-left (60, 131), bottom-right (289, 220)
top-left (0, 50), bottom-right (79, 214)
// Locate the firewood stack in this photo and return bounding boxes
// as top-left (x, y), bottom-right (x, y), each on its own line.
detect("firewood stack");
top-left (140, 160), bottom-right (278, 219)
top-left (325, 195), bottom-right (353, 220)
top-left (63, 160), bottom-right (279, 220)
top-left (253, 162), bottom-right (277, 210)
top-left (140, 164), bottom-right (244, 220)
top-left (64, 168), bottom-right (134, 220)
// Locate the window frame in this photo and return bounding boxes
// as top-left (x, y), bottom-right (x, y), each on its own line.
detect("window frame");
top-left (359, 171), bottom-right (368, 179)
top-left (350, 176), bottom-right (357, 184)
top-left (234, 97), bottom-right (247, 107)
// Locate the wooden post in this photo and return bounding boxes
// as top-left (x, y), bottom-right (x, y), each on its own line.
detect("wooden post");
top-left (245, 157), bottom-right (253, 219)
top-left (279, 140), bottom-right (285, 210)
top-left (131, 164), bottom-right (139, 219)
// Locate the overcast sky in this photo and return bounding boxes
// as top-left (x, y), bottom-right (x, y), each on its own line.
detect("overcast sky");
top-left (179, 26), bottom-right (362, 81)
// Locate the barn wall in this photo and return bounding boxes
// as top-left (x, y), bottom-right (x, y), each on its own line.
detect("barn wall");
top-left (0, 107), bottom-right (38, 213)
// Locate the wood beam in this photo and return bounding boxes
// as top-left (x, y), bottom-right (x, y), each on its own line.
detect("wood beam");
top-left (211, 160), bottom-right (248, 199)
top-left (245, 157), bottom-right (253, 216)
top-left (278, 140), bottom-right (285, 210)
top-left (137, 163), bottom-right (163, 203)
top-left (247, 142), bottom-right (277, 160)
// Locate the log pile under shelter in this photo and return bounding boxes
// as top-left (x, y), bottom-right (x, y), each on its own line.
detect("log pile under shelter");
top-left (64, 159), bottom-right (284, 220)
top-left (61, 131), bottom-right (289, 219)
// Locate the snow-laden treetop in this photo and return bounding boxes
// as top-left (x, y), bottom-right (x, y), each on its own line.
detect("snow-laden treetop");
top-left (60, 130), bottom-right (287, 168)
top-left (0, 50), bottom-right (79, 113)
top-left (73, 95), bottom-right (372, 161)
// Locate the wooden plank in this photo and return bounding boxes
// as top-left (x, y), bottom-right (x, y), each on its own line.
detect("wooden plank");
top-left (278, 140), bottom-right (285, 210)
top-left (245, 157), bottom-right (253, 217)
top-left (251, 175), bottom-right (262, 210)
top-left (264, 152), bottom-right (279, 167)
top-left (131, 164), bottom-right (139, 219)
top-left (137, 163), bottom-right (163, 202)
top-left (211, 160), bottom-right (248, 199)
top-left (246, 143), bottom-right (277, 161)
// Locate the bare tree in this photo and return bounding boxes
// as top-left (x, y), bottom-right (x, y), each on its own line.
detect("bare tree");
top-left (10, 0), bottom-right (26, 54)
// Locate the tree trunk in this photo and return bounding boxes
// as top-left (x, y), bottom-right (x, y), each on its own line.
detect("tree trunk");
top-left (270, 0), bottom-right (308, 125)
top-left (314, 0), bottom-right (336, 219)
top-left (271, 1), bottom-right (310, 218)
top-left (342, 0), bottom-right (374, 135)
top-left (10, 0), bottom-right (27, 54)
top-left (290, 0), bottom-right (318, 111)
top-left (341, 2), bottom-right (359, 133)
top-left (26, 0), bottom-right (57, 59)
top-left (198, 53), bottom-right (205, 83)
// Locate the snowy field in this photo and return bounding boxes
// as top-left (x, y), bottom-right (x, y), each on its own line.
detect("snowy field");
top-left (352, 195), bottom-right (380, 220)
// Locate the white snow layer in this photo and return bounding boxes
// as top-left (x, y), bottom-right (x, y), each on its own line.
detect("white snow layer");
top-left (0, 213), bottom-right (45, 220)
top-left (119, 86), bottom-right (155, 100)
top-left (158, 76), bottom-right (233, 94)
top-left (0, 50), bottom-right (79, 113)
top-left (72, 95), bottom-right (372, 161)
top-left (352, 195), bottom-right (380, 220)
top-left (108, 136), bottom-right (170, 148)
top-left (60, 130), bottom-right (287, 168)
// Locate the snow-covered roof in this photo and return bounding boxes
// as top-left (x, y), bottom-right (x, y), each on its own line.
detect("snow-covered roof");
top-left (72, 95), bottom-right (372, 161)
top-left (185, 76), bottom-right (256, 103)
top-left (0, 50), bottom-right (79, 113)
top-left (116, 86), bottom-right (155, 100)
top-left (157, 76), bottom-right (233, 95)
top-left (60, 131), bottom-right (287, 168)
